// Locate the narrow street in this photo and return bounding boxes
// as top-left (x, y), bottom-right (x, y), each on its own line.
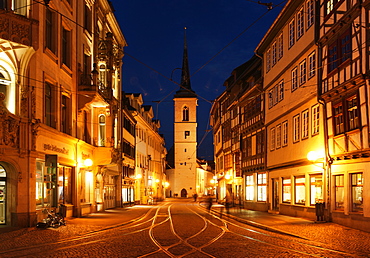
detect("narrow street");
top-left (0, 199), bottom-right (369, 257)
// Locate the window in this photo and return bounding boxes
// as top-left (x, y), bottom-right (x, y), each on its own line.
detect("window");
top-left (333, 102), bottom-right (344, 135)
top-left (295, 177), bottom-right (305, 205)
top-left (270, 127), bottom-right (275, 151)
top-left (282, 178), bottom-right (291, 203)
top-left (45, 82), bottom-right (56, 128)
top-left (299, 60), bottom-right (306, 85)
top-left (291, 67), bottom-right (298, 91)
top-left (183, 106), bottom-right (189, 121)
top-left (310, 174), bottom-right (323, 205)
top-left (276, 124), bottom-right (281, 149)
top-left (84, 4), bottom-right (92, 33)
top-left (282, 121), bottom-right (288, 146)
top-left (347, 95), bottom-right (359, 130)
top-left (58, 166), bottom-right (73, 204)
top-left (12, 0), bottom-right (27, 16)
top-left (326, 0), bottom-right (335, 15)
top-left (268, 88), bottom-right (274, 108)
top-left (272, 41), bottom-right (277, 66)
top-left (328, 30), bottom-right (351, 73)
top-left (62, 28), bottom-right (71, 68)
top-left (328, 42), bottom-right (338, 73)
top-left (61, 94), bottom-right (71, 135)
top-left (289, 19), bottom-right (295, 48)
top-left (98, 114), bottom-right (106, 147)
top-left (308, 51), bottom-right (316, 79)
top-left (246, 175), bottom-right (254, 201)
top-left (99, 64), bottom-right (107, 87)
top-left (256, 131), bottom-right (263, 154)
top-left (185, 130), bottom-right (190, 139)
top-left (297, 7), bottom-right (304, 39)
top-left (0, 70), bottom-right (15, 114)
top-left (307, 0), bottom-right (314, 28)
top-left (302, 109), bottom-right (309, 139)
top-left (278, 32), bottom-right (283, 59)
top-left (312, 104), bottom-right (320, 135)
top-left (45, 8), bottom-right (56, 54)
top-left (351, 173), bottom-right (363, 212)
top-left (333, 93), bottom-right (359, 135)
top-left (266, 48), bottom-right (271, 72)
top-left (278, 80), bottom-right (284, 102)
top-left (335, 175), bottom-right (344, 210)
top-left (257, 173), bottom-right (267, 201)
top-left (293, 114), bottom-right (300, 142)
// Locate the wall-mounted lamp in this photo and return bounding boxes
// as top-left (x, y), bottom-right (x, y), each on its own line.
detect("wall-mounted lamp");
top-left (84, 158), bottom-right (93, 167)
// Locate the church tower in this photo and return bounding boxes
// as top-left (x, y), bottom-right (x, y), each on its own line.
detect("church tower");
top-left (172, 28), bottom-right (198, 198)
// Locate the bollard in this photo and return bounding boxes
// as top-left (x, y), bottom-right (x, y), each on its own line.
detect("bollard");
top-left (315, 202), bottom-right (325, 222)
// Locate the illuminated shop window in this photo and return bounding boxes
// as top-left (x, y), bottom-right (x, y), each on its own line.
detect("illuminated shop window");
top-left (282, 178), bottom-right (291, 203)
top-left (310, 174), bottom-right (323, 205)
top-left (257, 173), bottom-right (267, 201)
top-left (295, 176), bottom-right (306, 205)
top-left (335, 175), bottom-right (344, 210)
top-left (351, 173), bottom-right (363, 212)
top-left (245, 174), bottom-right (254, 201)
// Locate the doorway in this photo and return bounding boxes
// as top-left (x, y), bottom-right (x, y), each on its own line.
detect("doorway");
top-left (272, 178), bottom-right (279, 211)
top-left (180, 188), bottom-right (187, 197)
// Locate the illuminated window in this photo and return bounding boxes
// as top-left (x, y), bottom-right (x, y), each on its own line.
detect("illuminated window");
top-left (282, 178), bottom-right (291, 203)
top-left (310, 174), bottom-right (323, 205)
top-left (335, 175), bottom-right (344, 210)
top-left (245, 174), bottom-right (254, 201)
top-left (295, 176), bottom-right (306, 205)
top-left (351, 173), bottom-right (363, 212)
top-left (257, 173), bottom-right (267, 201)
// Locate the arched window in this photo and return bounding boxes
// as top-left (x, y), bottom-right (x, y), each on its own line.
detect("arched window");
top-left (98, 114), bottom-right (106, 147)
top-left (99, 64), bottom-right (106, 89)
top-left (182, 106), bottom-right (189, 121)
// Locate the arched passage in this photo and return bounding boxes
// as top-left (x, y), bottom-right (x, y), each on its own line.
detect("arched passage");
top-left (180, 188), bottom-right (187, 198)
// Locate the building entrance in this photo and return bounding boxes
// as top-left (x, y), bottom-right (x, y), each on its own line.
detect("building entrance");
top-left (0, 164), bottom-right (6, 224)
top-left (181, 188), bottom-right (187, 197)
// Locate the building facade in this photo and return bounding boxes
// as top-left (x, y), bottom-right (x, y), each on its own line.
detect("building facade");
top-left (0, 0), bottom-right (126, 227)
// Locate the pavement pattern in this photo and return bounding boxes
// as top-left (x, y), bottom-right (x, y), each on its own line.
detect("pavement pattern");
top-left (1, 199), bottom-right (370, 256)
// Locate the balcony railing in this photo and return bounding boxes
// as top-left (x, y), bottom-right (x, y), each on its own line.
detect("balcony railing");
top-left (78, 73), bottom-right (112, 101)
top-left (0, 9), bottom-right (33, 46)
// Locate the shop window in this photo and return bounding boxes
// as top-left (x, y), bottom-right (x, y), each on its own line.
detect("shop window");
top-left (58, 166), bottom-right (73, 204)
top-left (36, 159), bottom-right (58, 208)
top-left (335, 175), bottom-right (344, 210)
top-left (310, 174), bottom-right (323, 205)
top-left (351, 173), bottom-right (363, 212)
top-left (257, 173), bottom-right (267, 201)
top-left (245, 174), bottom-right (254, 201)
top-left (282, 178), bottom-right (291, 203)
top-left (295, 176), bottom-right (306, 205)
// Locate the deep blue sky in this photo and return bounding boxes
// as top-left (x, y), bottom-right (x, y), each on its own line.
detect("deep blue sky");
top-left (111, 1), bottom-right (285, 160)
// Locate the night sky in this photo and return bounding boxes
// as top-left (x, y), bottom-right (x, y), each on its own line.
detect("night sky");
top-left (111, 0), bottom-right (286, 160)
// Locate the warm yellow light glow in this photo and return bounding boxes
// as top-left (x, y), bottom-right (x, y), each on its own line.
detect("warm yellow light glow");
top-left (210, 179), bottom-right (215, 184)
top-left (164, 182), bottom-right (169, 188)
top-left (136, 174), bottom-right (142, 179)
top-left (307, 151), bottom-right (324, 162)
top-left (84, 158), bottom-right (93, 167)
top-left (155, 179), bottom-right (160, 183)
top-left (225, 174), bottom-right (231, 180)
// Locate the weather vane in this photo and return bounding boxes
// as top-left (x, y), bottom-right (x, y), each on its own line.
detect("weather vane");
top-left (258, 1), bottom-right (273, 10)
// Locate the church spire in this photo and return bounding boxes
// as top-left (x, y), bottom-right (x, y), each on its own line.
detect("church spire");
top-left (175, 27), bottom-right (196, 98)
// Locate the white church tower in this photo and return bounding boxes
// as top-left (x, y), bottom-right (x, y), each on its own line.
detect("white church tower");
top-left (170, 28), bottom-right (198, 198)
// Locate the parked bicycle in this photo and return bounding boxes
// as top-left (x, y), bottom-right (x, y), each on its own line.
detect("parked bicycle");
top-left (36, 206), bottom-right (66, 229)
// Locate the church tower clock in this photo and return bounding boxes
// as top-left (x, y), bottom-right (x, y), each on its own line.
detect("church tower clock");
top-left (172, 28), bottom-right (198, 198)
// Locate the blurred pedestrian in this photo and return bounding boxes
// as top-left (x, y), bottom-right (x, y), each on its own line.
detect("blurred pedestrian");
top-left (193, 193), bottom-right (198, 202)
top-left (224, 192), bottom-right (232, 214)
top-left (206, 196), bottom-right (212, 211)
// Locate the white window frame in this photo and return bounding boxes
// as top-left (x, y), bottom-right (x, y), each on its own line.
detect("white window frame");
top-left (312, 104), bottom-right (320, 135)
top-left (299, 59), bottom-right (307, 85)
top-left (276, 124), bottom-right (281, 149)
top-left (291, 67), bottom-right (298, 91)
top-left (278, 80), bottom-right (284, 102)
top-left (297, 7), bottom-right (304, 39)
top-left (308, 51), bottom-right (316, 79)
top-left (282, 121), bottom-right (288, 146)
top-left (270, 127), bottom-right (275, 151)
top-left (302, 109), bottom-right (309, 139)
top-left (289, 19), bottom-right (295, 48)
top-left (278, 32), bottom-right (283, 59)
top-left (307, 0), bottom-right (314, 28)
top-left (272, 41), bottom-right (277, 66)
top-left (293, 114), bottom-right (300, 143)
